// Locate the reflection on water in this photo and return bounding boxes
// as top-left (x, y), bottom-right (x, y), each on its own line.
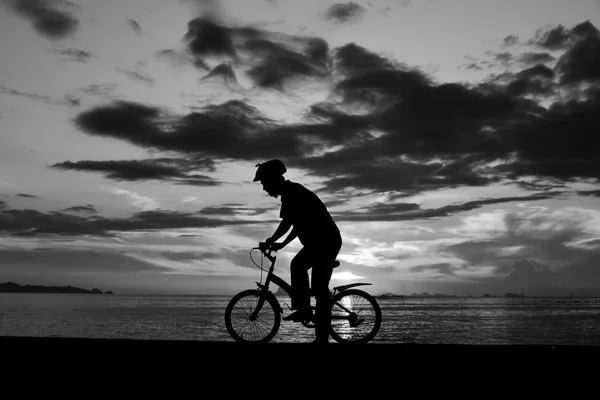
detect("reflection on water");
top-left (377, 297), bottom-right (600, 345)
top-left (1, 294), bottom-right (599, 345)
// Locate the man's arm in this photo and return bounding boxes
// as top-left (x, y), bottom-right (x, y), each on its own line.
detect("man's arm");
top-left (280, 227), bottom-right (298, 247)
top-left (268, 226), bottom-right (298, 251)
top-left (268, 218), bottom-right (292, 243)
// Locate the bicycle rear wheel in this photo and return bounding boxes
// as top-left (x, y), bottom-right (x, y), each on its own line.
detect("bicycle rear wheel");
top-left (224, 289), bottom-right (281, 343)
top-left (329, 289), bottom-right (381, 344)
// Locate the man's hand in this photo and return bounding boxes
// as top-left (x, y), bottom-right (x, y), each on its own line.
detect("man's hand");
top-left (269, 242), bottom-right (285, 252)
top-left (259, 237), bottom-right (275, 252)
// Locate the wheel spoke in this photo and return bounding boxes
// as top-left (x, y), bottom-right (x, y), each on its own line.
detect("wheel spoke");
top-left (225, 291), bottom-right (280, 343)
top-left (329, 291), bottom-right (381, 343)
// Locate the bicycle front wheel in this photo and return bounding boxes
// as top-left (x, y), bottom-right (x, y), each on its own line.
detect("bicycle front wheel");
top-left (224, 289), bottom-right (281, 343)
top-left (329, 289), bottom-right (382, 344)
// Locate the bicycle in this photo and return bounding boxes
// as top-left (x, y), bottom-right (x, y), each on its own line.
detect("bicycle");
top-left (224, 244), bottom-right (382, 344)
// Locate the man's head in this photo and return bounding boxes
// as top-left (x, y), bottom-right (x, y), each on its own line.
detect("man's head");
top-left (254, 159), bottom-right (287, 198)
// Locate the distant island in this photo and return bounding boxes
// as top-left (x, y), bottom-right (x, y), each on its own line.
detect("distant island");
top-left (377, 292), bottom-right (459, 298)
top-left (0, 282), bottom-right (114, 295)
top-left (378, 292), bottom-right (405, 299)
top-left (376, 292), bottom-right (458, 298)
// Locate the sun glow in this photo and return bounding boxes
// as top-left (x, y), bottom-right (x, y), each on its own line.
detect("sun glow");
top-left (331, 271), bottom-right (365, 280)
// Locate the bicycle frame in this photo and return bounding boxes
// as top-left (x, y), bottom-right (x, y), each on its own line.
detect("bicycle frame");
top-left (249, 247), bottom-right (372, 322)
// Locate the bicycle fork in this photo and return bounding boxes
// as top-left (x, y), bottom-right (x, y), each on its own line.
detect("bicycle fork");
top-left (249, 297), bottom-right (265, 321)
top-left (249, 283), bottom-right (283, 321)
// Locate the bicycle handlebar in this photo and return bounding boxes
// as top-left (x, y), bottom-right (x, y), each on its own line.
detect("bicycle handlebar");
top-left (257, 242), bottom-right (276, 263)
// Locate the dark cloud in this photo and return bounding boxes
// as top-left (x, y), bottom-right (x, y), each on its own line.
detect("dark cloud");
top-left (16, 193), bottom-right (38, 198)
top-left (503, 35), bottom-right (519, 46)
top-left (443, 192), bottom-right (565, 211)
top-left (184, 17), bottom-right (236, 59)
top-left (361, 202), bottom-right (420, 214)
top-left (0, 208), bottom-right (271, 237)
top-left (462, 50), bottom-right (555, 72)
top-left (576, 189), bottom-right (600, 197)
top-left (98, 210), bottom-right (272, 232)
top-left (73, 100), bottom-right (314, 161)
top-left (571, 20), bottom-right (600, 40)
top-left (289, 150), bottom-right (471, 195)
top-left (493, 51), bottom-right (513, 64)
top-left (460, 57), bottom-right (489, 71)
top-left (555, 34), bottom-right (600, 84)
top-left (299, 73), bottom-right (530, 192)
top-left (468, 22), bottom-right (598, 79)
top-left (530, 20), bottom-right (600, 50)
top-left (7, 0), bottom-right (79, 39)
top-left (244, 38), bottom-right (327, 89)
top-left (334, 31), bottom-right (600, 189)
top-left (513, 178), bottom-right (567, 192)
top-left (519, 52), bottom-right (555, 65)
top-left (496, 87), bottom-right (600, 182)
top-left (182, 17), bottom-right (329, 89)
top-left (116, 68), bottom-right (155, 86)
top-left (519, 64), bottom-right (556, 80)
top-left (52, 48), bottom-right (94, 63)
top-left (199, 204), bottom-right (271, 216)
top-left (69, 20), bottom-right (600, 197)
top-left (333, 43), bottom-right (398, 78)
top-left (485, 64), bottom-right (556, 98)
top-left (62, 204), bottom-right (98, 213)
top-left (530, 24), bottom-right (573, 50)
top-left (332, 192), bottom-right (563, 222)
top-left (0, 200), bottom-right (7, 210)
top-left (0, 209), bottom-right (109, 236)
top-left (51, 158), bottom-right (219, 186)
top-left (324, 2), bottom-right (366, 23)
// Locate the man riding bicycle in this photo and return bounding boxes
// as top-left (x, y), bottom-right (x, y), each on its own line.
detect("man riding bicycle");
top-left (254, 159), bottom-right (342, 344)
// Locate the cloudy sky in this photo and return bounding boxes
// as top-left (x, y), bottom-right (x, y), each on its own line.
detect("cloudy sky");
top-left (1, 0), bottom-right (600, 296)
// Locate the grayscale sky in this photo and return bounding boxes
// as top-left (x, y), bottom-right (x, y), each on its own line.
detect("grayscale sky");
top-left (1, 0), bottom-right (600, 296)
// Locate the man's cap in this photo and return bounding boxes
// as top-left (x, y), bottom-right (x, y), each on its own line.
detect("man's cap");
top-left (253, 159), bottom-right (287, 182)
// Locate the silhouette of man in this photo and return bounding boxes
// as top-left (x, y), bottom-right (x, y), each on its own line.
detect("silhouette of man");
top-left (254, 159), bottom-right (342, 344)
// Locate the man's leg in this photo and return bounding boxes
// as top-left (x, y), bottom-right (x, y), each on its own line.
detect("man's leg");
top-left (312, 265), bottom-right (333, 343)
top-left (311, 241), bottom-right (342, 343)
top-left (289, 248), bottom-right (311, 314)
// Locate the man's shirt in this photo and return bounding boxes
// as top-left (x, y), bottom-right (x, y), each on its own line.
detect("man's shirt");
top-left (279, 180), bottom-right (340, 247)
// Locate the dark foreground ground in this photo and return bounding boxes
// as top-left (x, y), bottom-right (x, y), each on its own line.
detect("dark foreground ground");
top-left (3, 337), bottom-right (595, 395)
top-left (3, 336), bottom-right (599, 363)
top-left (3, 336), bottom-right (599, 388)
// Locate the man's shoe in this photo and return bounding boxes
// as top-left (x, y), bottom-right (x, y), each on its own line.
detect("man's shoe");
top-left (283, 309), bottom-right (312, 322)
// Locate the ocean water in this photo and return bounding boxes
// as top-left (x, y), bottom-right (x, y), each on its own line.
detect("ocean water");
top-left (1, 293), bottom-right (599, 345)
